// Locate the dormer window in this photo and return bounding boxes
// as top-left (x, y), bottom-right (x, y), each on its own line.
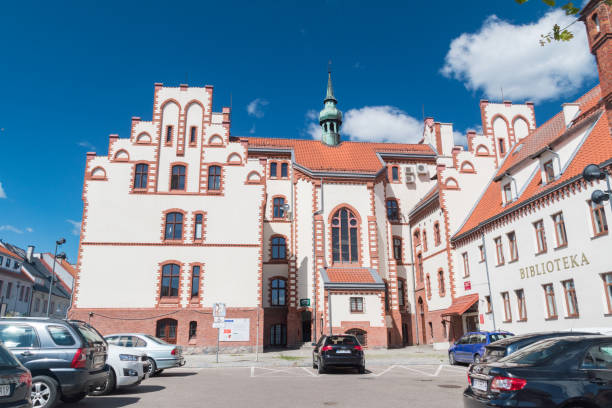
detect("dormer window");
top-left (503, 183), bottom-right (513, 203)
top-left (543, 160), bottom-right (555, 183)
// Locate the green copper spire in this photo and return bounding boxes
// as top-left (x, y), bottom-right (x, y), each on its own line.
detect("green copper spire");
top-left (319, 68), bottom-right (342, 146)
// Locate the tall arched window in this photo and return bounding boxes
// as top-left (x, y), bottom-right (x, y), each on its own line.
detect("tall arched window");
top-left (208, 165), bottom-right (221, 190)
top-left (134, 164), bottom-right (149, 189)
top-left (386, 199), bottom-right (399, 221)
top-left (164, 212), bottom-right (183, 240)
top-left (438, 270), bottom-right (445, 297)
top-left (271, 278), bottom-right (286, 306)
top-left (331, 207), bottom-right (359, 263)
top-left (417, 253), bottom-right (423, 282)
top-left (271, 236), bottom-right (286, 260)
top-left (171, 165), bottom-right (186, 190)
top-left (161, 264), bottom-right (180, 298)
top-left (191, 265), bottom-right (200, 298)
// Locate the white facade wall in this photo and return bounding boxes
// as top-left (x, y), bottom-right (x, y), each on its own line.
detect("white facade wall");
top-left (330, 294), bottom-right (384, 327)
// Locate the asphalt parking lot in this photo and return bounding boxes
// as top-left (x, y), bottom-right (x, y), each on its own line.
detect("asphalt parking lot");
top-left (59, 364), bottom-right (468, 408)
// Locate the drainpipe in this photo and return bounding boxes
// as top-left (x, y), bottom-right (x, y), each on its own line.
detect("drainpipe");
top-left (408, 224), bottom-right (419, 345)
top-left (481, 233), bottom-right (497, 331)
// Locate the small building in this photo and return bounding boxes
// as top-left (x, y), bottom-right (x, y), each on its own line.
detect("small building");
top-left (0, 243), bottom-right (34, 317)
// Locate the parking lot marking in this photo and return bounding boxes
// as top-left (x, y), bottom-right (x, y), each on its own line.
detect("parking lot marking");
top-left (370, 365), bottom-right (398, 377)
top-left (251, 367), bottom-right (315, 378)
top-left (301, 367), bottom-right (317, 377)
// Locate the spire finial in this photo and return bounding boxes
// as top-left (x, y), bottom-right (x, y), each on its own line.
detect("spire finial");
top-left (325, 61), bottom-right (336, 103)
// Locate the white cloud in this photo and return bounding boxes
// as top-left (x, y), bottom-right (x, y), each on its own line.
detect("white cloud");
top-left (246, 98), bottom-right (269, 118)
top-left (249, 125), bottom-right (256, 134)
top-left (306, 122), bottom-right (322, 139)
top-left (78, 141), bottom-right (96, 150)
top-left (305, 110), bottom-right (318, 120)
top-left (0, 225), bottom-right (23, 234)
top-left (0, 182), bottom-right (5, 199)
top-left (26, 227), bottom-right (33, 233)
top-left (342, 106), bottom-right (423, 143)
top-left (66, 219), bottom-right (81, 236)
top-left (441, 10), bottom-right (597, 103)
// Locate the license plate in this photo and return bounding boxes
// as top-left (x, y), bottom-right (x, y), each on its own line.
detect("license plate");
top-left (336, 350), bottom-right (351, 354)
top-left (0, 384), bottom-right (10, 397)
top-left (472, 378), bottom-right (488, 392)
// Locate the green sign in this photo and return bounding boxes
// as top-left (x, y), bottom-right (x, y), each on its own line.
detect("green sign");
top-left (300, 298), bottom-right (311, 307)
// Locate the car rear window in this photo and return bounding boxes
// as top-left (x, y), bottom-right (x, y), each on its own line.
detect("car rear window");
top-left (489, 333), bottom-right (512, 342)
top-left (144, 335), bottom-right (169, 345)
top-left (0, 346), bottom-right (19, 367)
top-left (582, 344), bottom-right (612, 369)
top-left (47, 325), bottom-right (76, 346)
top-left (324, 336), bottom-right (357, 346)
top-left (70, 323), bottom-right (105, 346)
top-left (0, 324), bottom-right (40, 348)
top-left (501, 339), bottom-right (571, 365)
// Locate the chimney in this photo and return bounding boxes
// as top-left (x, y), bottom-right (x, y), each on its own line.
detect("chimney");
top-left (26, 245), bottom-right (34, 263)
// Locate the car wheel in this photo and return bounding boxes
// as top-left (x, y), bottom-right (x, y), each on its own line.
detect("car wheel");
top-left (146, 358), bottom-right (157, 376)
top-left (473, 354), bottom-right (481, 364)
top-left (317, 358), bottom-right (325, 374)
top-left (60, 392), bottom-right (87, 403)
top-left (449, 352), bottom-right (457, 365)
top-left (31, 375), bottom-right (59, 408)
top-left (358, 365), bottom-right (366, 374)
top-left (89, 368), bottom-right (116, 396)
top-left (313, 356), bottom-right (318, 369)
top-left (155, 369), bottom-right (164, 376)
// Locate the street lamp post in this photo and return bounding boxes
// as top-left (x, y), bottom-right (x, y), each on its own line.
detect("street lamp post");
top-left (47, 238), bottom-right (66, 317)
top-left (582, 164), bottom-right (612, 212)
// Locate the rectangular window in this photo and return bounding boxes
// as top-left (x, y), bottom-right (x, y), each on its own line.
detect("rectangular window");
top-left (543, 160), bottom-right (555, 183)
top-left (391, 166), bottom-right (399, 181)
top-left (552, 212), bottom-right (568, 247)
top-left (494, 237), bottom-right (504, 265)
top-left (534, 220), bottom-right (547, 254)
top-left (589, 200), bottom-right (609, 236)
top-left (281, 163), bottom-right (288, 178)
top-left (398, 279), bottom-right (405, 307)
top-left (503, 183), bottom-right (512, 203)
top-left (433, 223), bottom-right (441, 246)
top-left (604, 273), bottom-right (612, 314)
top-left (478, 245), bottom-right (485, 262)
top-left (194, 214), bottom-right (203, 240)
top-left (392, 237), bottom-right (402, 262)
top-left (498, 138), bottom-right (505, 155)
top-left (515, 289), bottom-right (527, 321)
top-left (501, 292), bottom-right (512, 322)
top-left (270, 162), bottom-right (277, 178)
top-left (422, 231), bottom-right (428, 252)
top-left (543, 284), bottom-right (557, 319)
top-left (189, 126), bottom-right (197, 145)
top-left (19, 286), bottom-right (24, 301)
top-left (166, 125), bottom-right (173, 143)
top-left (191, 266), bottom-right (200, 298)
top-left (462, 252), bottom-right (469, 277)
top-left (563, 279), bottom-right (579, 317)
top-left (485, 295), bottom-right (492, 313)
top-left (189, 321), bottom-right (197, 339)
top-left (6, 282), bottom-right (12, 298)
top-left (508, 231), bottom-right (518, 262)
top-left (350, 297), bottom-right (364, 313)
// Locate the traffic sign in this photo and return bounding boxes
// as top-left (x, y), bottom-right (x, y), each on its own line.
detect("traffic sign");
top-left (213, 302), bottom-right (226, 318)
top-left (300, 298), bottom-right (310, 307)
top-left (213, 316), bottom-right (225, 328)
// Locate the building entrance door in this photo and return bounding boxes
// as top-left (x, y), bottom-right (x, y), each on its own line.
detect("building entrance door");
top-left (156, 318), bottom-right (178, 344)
top-left (301, 311), bottom-right (312, 342)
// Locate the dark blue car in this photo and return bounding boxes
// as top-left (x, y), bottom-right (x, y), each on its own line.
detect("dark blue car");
top-left (449, 331), bottom-right (513, 364)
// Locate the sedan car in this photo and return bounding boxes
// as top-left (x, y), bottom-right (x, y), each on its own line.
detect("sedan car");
top-left (0, 341), bottom-right (31, 408)
top-left (104, 334), bottom-right (185, 376)
top-left (450, 331), bottom-right (513, 365)
top-left (464, 335), bottom-right (612, 408)
top-left (90, 344), bottom-right (148, 395)
top-left (483, 331), bottom-right (598, 362)
top-left (312, 334), bottom-right (365, 374)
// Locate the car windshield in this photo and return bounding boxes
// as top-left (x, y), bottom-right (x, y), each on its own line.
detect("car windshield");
top-left (325, 336), bottom-right (357, 346)
top-left (144, 335), bottom-right (169, 345)
top-left (0, 346), bottom-right (19, 368)
top-left (500, 339), bottom-right (571, 365)
top-left (489, 333), bottom-right (512, 342)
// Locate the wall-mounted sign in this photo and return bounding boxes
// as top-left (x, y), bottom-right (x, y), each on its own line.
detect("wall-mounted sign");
top-left (519, 253), bottom-right (590, 280)
top-left (300, 298), bottom-right (311, 307)
top-left (219, 318), bottom-right (249, 342)
top-left (464, 281), bottom-right (471, 290)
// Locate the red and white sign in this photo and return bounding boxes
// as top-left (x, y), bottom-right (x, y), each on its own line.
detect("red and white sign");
top-left (464, 281), bottom-right (471, 290)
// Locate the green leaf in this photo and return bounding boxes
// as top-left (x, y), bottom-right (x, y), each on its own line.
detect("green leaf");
top-left (542, 0), bottom-right (556, 6)
top-left (561, 2), bottom-right (579, 15)
top-left (515, 0), bottom-right (529, 3)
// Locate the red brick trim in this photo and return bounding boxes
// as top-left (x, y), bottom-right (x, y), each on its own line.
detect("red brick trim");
top-left (267, 276), bottom-right (288, 307)
top-left (426, 274), bottom-right (432, 300)
top-left (459, 161), bottom-right (476, 173)
top-left (245, 171), bottom-right (264, 185)
top-left (169, 161), bottom-right (188, 192)
top-left (268, 234), bottom-right (289, 262)
top-left (89, 166), bottom-right (107, 181)
top-left (129, 161), bottom-right (153, 194)
top-left (113, 149), bottom-right (130, 162)
top-left (160, 208), bottom-right (187, 244)
top-left (270, 195), bottom-right (288, 220)
top-left (226, 152), bottom-right (243, 165)
top-left (388, 164), bottom-right (402, 183)
top-left (475, 145), bottom-right (490, 156)
top-left (444, 177), bottom-right (459, 190)
top-left (156, 260), bottom-right (185, 307)
top-left (81, 242), bottom-right (259, 247)
top-left (204, 163), bottom-right (225, 195)
top-left (135, 132), bottom-right (153, 145)
top-left (207, 134), bottom-right (224, 146)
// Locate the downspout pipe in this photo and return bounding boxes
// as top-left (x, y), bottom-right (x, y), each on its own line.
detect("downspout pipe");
top-left (481, 232), bottom-right (497, 331)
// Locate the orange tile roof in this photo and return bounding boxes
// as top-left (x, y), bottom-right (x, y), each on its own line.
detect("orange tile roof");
top-left (326, 267), bottom-right (376, 284)
top-left (0, 245), bottom-right (22, 260)
top-left (454, 85), bottom-right (612, 240)
top-left (442, 294), bottom-right (479, 316)
top-left (244, 137), bottom-right (435, 174)
top-left (409, 184), bottom-right (440, 217)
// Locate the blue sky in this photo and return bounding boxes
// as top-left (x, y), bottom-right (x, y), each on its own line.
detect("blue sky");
top-left (0, 0), bottom-right (599, 261)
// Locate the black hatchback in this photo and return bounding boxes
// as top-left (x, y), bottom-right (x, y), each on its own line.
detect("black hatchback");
top-left (313, 335), bottom-right (365, 374)
top-left (0, 342), bottom-right (31, 408)
top-left (483, 331), bottom-right (598, 362)
top-left (464, 335), bottom-right (612, 408)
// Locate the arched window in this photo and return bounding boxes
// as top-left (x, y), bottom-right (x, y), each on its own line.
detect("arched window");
top-left (271, 237), bottom-right (286, 259)
top-left (422, 230), bottom-right (428, 252)
top-left (161, 264), bottom-right (180, 298)
top-left (191, 265), bottom-right (200, 298)
top-left (165, 212), bottom-right (183, 240)
top-left (271, 278), bottom-right (286, 306)
top-left (438, 270), bottom-right (445, 297)
top-left (171, 165), bottom-right (186, 190)
top-left (386, 199), bottom-right (399, 221)
top-left (392, 237), bottom-right (402, 262)
top-left (331, 207), bottom-right (359, 263)
top-left (433, 222), bottom-right (441, 246)
top-left (417, 253), bottom-right (423, 282)
top-left (134, 164), bottom-right (149, 189)
top-left (413, 230), bottom-right (421, 246)
top-left (426, 274), bottom-right (431, 299)
top-left (273, 197), bottom-right (285, 218)
top-left (208, 166), bottom-right (221, 190)
top-left (156, 318), bottom-right (178, 344)
top-left (346, 328), bottom-right (367, 347)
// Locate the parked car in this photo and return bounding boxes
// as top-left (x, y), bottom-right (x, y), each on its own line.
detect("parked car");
top-left (0, 341), bottom-right (31, 408)
top-left (483, 331), bottom-right (598, 362)
top-left (0, 318), bottom-right (108, 408)
top-left (312, 334), bottom-right (365, 374)
top-left (104, 333), bottom-right (184, 376)
top-left (90, 343), bottom-right (149, 396)
top-left (449, 331), bottom-right (513, 364)
top-left (464, 335), bottom-right (612, 408)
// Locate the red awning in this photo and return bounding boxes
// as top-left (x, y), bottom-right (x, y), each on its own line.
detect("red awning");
top-left (442, 294), bottom-right (479, 316)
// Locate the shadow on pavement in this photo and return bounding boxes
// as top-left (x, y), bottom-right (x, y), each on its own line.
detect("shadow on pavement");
top-left (158, 371), bottom-right (199, 377)
top-left (71, 397), bottom-right (140, 407)
top-left (114, 385), bottom-right (165, 395)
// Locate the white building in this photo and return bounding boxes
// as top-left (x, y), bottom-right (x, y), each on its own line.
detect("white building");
top-left (0, 244), bottom-right (34, 317)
